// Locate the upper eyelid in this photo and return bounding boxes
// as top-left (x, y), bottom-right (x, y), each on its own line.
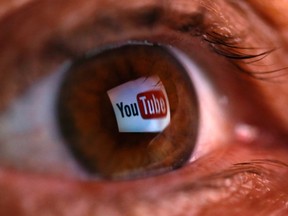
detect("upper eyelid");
top-left (73, 4), bottom-right (278, 79)
top-left (157, 9), bottom-right (278, 79)
top-left (57, 4), bottom-right (260, 63)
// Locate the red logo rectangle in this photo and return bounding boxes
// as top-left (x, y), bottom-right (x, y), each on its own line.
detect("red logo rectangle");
top-left (137, 90), bottom-right (168, 119)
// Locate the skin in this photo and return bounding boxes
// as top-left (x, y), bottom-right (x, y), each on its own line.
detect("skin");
top-left (0, 0), bottom-right (288, 215)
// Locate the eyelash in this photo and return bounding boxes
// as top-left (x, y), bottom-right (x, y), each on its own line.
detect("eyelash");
top-left (204, 27), bottom-right (288, 83)
top-left (203, 31), bottom-right (272, 61)
top-left (201, 29), bottom-right (282, 80)
top-left (162, 10), bottom-right (282, 80)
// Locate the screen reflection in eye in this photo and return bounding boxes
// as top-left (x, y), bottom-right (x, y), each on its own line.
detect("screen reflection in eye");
top-left (0, 43), bottom-right (202, 180)
top-left (57, 44), bottom-right (199, 179)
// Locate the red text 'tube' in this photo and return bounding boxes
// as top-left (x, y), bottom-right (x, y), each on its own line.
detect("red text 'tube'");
top-left (137, 90), bottom-right (168, 119)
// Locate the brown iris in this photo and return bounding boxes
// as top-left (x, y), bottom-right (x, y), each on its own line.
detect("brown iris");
top-left (57, 44), bottom-right (199, 179)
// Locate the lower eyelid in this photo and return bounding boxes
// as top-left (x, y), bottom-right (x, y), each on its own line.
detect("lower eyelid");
top-left (1, 145), bottom-right (286, 215)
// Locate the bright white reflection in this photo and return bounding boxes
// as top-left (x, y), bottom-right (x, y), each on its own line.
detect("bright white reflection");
top-left (107, 76), bottom-right (171, 132)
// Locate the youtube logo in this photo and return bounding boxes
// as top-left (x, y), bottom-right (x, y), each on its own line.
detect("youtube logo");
top-left (107, 76), bottom-right (171, 132)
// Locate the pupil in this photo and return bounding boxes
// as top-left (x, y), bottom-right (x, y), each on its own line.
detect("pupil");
top-left (57, 43), bottom-right (199, 179)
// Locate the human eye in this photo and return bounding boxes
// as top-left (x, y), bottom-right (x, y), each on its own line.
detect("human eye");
top-left (1, 0), bottom-right (288, 215)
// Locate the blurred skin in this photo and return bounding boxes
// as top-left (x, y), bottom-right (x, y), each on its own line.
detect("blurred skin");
top-left (1, 0), bottom-right (288, 215)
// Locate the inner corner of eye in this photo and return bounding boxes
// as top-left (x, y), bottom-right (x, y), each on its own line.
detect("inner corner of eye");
top-left (56, 43), bottom-right (199, 180)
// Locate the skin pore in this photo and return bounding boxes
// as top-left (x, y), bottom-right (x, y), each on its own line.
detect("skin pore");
top-left (0, 0), bottom-right (288, 215)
